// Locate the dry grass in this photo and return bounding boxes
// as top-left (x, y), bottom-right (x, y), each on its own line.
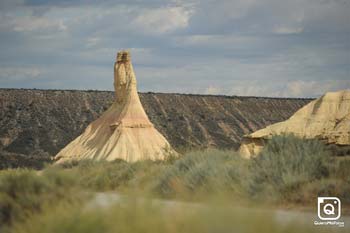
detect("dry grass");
top-left (1, 135), bottom-right (349, 232)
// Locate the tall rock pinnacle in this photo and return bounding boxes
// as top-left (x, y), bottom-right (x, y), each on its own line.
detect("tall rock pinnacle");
top-left (55, 50), bottom-right (176, 163)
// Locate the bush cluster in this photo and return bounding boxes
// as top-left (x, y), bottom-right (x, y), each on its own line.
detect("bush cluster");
top-left (11, 199), bottom-right (321, 233)
top-left (1, 135), bottom-right (349, 231)
top-left (247, 135), bottom-right (331, 200)
top-left (0, 169), bottom-right (78, 230)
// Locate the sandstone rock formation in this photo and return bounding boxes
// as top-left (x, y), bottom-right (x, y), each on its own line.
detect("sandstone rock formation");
top-left (54, 51), bottom-right (176, 163)
top-left (0, 89), bottom-right (311, 169)
top-left (239, 90), bottom-right (350, 158)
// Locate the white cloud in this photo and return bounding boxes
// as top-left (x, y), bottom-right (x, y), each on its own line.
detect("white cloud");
top-left (285, 80), bottom-right (350, 97)
top-left (132, 6), bottom-right (193, 34)
top-left (86, 37), bottom-right (101, 47)
top-left (273, 26), bottom-right (303, 34)
top-left (13, 17), bottom-right (67, 32)
top-left (204, 86), bottom-right (222, 95)
top-left (0, 0), bottom-right (349, 98)
top-left (175, 34), bottom-right (259, 48)
top-left (0, 67), bottom-right (43, 81)
top-left (0, 14), bottom-right (67, 32)
top-left (199, 79), bottom-right (350, 98)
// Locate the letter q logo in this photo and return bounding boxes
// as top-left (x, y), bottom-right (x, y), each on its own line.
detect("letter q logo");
top-left (317, 197), bottom-right (341, 220)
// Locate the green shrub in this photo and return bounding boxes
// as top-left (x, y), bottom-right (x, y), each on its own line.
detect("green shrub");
top-left (60, 159), bottom-right (165, 192)
top-left (328, 157), bottom-right (350, 180)
top-left (75, 160), bottom-right (135, 191)
top-left (248, 135), bottom-right (331, 200)
top-left (290, 178), bottom-right (350, 205)
top-left (327, 144), bottom-right (350, 156)
top-left (126, 160), bottom-right (167, 192)
top-left (11, 198), bottom-right (325, 233)
top-left (152, 150), bottom-right (247, 199)
top-left (0, 169), bottom-right (78, 228)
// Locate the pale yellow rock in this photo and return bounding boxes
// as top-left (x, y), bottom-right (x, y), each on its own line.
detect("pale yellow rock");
top-left (55, 51), bottom-right (176, 163)
top-left (239, 90), bottom-right (350, 158)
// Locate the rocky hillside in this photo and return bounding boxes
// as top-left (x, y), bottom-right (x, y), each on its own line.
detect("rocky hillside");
top-left (0, 89), bottom-right (311, 168)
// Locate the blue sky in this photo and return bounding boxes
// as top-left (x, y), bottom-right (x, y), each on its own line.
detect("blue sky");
top-left (0, 0), bottom-right (349, 97)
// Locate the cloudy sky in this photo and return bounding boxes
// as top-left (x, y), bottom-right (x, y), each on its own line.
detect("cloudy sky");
top-left (0, 0), bottom-right (349, 97)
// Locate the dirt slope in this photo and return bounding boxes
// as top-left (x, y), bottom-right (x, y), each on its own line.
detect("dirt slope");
top-left (0, 89), bottom-right (311, 168)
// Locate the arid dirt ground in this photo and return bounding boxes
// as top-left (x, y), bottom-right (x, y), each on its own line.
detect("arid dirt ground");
top-left (0, 89), bottom-right (311, 168)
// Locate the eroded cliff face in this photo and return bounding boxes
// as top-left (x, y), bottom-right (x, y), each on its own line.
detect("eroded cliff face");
top-left (0, 89), bottom-right (311, 168)
top-left (239, 90), bottom-right (350, 158)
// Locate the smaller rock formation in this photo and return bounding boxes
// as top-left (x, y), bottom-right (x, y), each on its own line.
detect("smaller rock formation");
top-left (55, 50), bottom-right (176, 163)
top-left (239, 90), bottom-right (350, 158)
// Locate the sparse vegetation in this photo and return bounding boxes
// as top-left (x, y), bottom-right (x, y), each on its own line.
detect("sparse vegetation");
top-left (1, 135), bottom-right (349, 232)
top-left (247, 135), bottom-right (331, 201)
top-left (11, 199), bottom-right (333, 233)
top-left (0, 169), bottom-right (82, 231)
top-left (151, 149), bottom-right (249, 199)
